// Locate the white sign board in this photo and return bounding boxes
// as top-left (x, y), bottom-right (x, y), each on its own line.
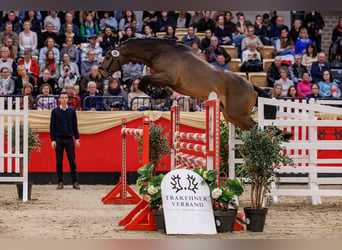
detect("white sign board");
top-left (161, 169), bottom-right (216, 234)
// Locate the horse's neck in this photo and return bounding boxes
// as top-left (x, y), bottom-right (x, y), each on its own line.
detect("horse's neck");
top-left (120, 42), bottom-right (158, 65)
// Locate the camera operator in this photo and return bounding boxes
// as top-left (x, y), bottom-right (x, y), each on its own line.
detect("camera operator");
top-left (58, 64), bottom-right (78, 91)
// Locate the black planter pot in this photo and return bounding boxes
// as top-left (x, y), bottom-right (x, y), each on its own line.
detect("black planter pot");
top-left (214, 209), bottom-right (237, 233)
top-left (16, 183), bottom-right (33, 200)
top-left (152, 208), bottom-right (165, 232)
top-left (244, 207), bottom-right (268, 232)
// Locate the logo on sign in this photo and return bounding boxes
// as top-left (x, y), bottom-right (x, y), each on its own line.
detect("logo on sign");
top-left (170, 174), bottom-right (199, 193)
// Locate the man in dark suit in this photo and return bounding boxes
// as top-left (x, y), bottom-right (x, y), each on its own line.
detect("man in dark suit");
top-left (310, 52), bottom-right (329, 83)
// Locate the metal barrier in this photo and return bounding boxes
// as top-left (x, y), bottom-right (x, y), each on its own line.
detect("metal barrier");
top-left (35, 95), bottom-right (81, 110)
top-left (82, 95), bottom-right (127, 111)
top-left (175, 96), bottom-right (206, 112)
top-left (129, 96), bottom-right (152, 111)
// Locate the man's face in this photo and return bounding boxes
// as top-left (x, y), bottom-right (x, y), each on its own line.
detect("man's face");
top-left (5, 24), bottom-right (13, 33)
top-left (276, 17), bottom-right (284, 26)
top-left (59, 94), bottom-right (69, 105)
top-left (5, 38), bottom-right (13, 48)
top-left (8, 12), bottom-right (15, 22)
top-left (88, 84), bottom-right (97, 94)
top-left (43, 70), bottom-right (51, 80)
top-left (294, 56), bottom-right (301, 65)
top-left (216, 55), bottom-right (225, 65)
top-left (318, 53), bottom-right (326, 63)
top-left (88, 51), bottom-right (95, 61)
top-left (46, 24), bottom-right (53, 32)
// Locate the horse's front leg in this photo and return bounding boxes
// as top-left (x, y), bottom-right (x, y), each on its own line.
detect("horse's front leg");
top-left (138, 74), bottom-right (173, 99)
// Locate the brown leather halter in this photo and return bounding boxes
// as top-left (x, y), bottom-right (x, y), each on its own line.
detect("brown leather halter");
top-left (99, 50), bottom-right (121, 78)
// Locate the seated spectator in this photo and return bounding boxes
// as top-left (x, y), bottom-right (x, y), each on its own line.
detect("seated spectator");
top-left (36, 83), bottom-right (57, 110)
top-left (197, 11), bottom-right (216, 33)
top-left (59, 12), bottom-right (80, 37)
top-left (121, 61), bottom-right (143, 91)
top-left (241, 25), bottom-right (264, 51)
top-left (234, 14), bottom-right (248, 54)
top-left (99, 26), bottom-right (118, 55)
top-left (302, 43), bottom-right (318, 68)
top-left (0, 46), bottom-right (16, 76)
top-left (0, 21), bottom-right (19, 47)
top-left (271, 83), bottom-right (283, 98)
top-left (37, 69), bottom-right (58, 95)
top-left (80, 49), bottom-right (99, 77)
top-left (214, 15), bottom-right (233, 46)
top-left (39, 49), bottom-right (60, 80)
top-left (119, 27), bottom-right (136, 44)
top-left (103, 76), bottom-right (128, 111)
top-left (22, 11), bottom-right (41, 35)
top-left (59, 53), bottom-right (80, 78)
top-left (20, 83), bottom-right (35, 109)
top-left (328, 84), bottom-right (341, 98)
top-left (288, 54), bottom-right (310, 86)
top-left (0, 37), bottom-right (18, 60)
top-left (297, 72), bottom-right (312, 97)
top-left (57, 84), bottom-right (81, 110)
top-left (18, 49), bottom-right (39, 83)
top-left (267, 56), bottom-right (286, 87)
top-left (289, 19), bottom-right (302, 43)
top-left (310, 52), bottom-right (328, 83)
top-left (38, 37), bottom-right (60, 65)
top-left (287, 85), bottom-right (299, 98)
top-left (80, 65), bottom-right (104, 95)
top-left (318, 70), bottom-right (341, 97)
top-left (199, 29), bottom-right (212, 50)
top-left (270, 16), bottom-right (289, 42)
top-left (38, 22), bottom-right (59, 49)
top-left (60, 37), bottom-right (80, 65)
top-left (128, 78), bottom-right (149, 110)
top-left (274, 28), bottom-right (295, 63)
top-left (58, 64), bottom-right (78, 91)
top-left (306, 83), bottom-right (321, 100)
top-left (19, 21), bottom-right (38, 56)
top-left (81, 81), bottom-right (103, 111)
top-left (81, 34), bottom-right (102, 62)
top-left (44, 11), bottom-right (61, 33)
top-left (140, 24), bottom-right (155, 38)
top-left (163, 25), bottom-right (178, 41)
top-left (58, 23), bottom-right (81, 47)
top-left (240, 42), bottom-right (263, 72)
top-left (205, 36), bottom-right (231, 64)
top-left (14, 65), bottom-right (35, 95)
top-left (254, 14), bottom-right (271, 45)
top-left (191, 42), bottom-right (202, 55)
top-left (211, 54), bottom-right (229, 70)
top-left (181, 26), bottom-right (200, 47)
top-left (174, 11), bottom-right (191, 29)
top-left (156, 11), bottom-right (174, 32)
top-left (275, 66), bottom-right (294, 96)
top-left (295, 27), bottom-right (313, 55)
top-left (0, 67), bottom-right (15, 96)
top-left (80, 12), bottom-right (100, 42)
top-left (0, 12), bottom-right (22, 34)
top-left (118, 11), bottom-right (140, 33)
top-left (224, 11), bottom-right (236, 34)
top-left (99, 11), bottom-right (118, 32)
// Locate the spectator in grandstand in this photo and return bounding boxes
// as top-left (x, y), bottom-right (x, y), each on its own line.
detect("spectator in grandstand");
top-left (240, 42), bottom-right (263, 72)
top-left (318, 70), bottom-right (341, 97)
top-left (99, 27), bottom-right (118, 55)
top-left (328, 84), bottom-right (341, 98)
top-left (0, 37), bottom-right (18, 60)
top-left (275, 66), bottom-right (294, 96)
top-left (332, 16), bottom-right (342, 44)
top-left (287, 85), bottom-right (299, 98)
top-left (297, 72), bottom-right (313, 97)
top-left (269, 16), bottom-right (289, 43)
top-left (0, 12), bottom-right (22, 34)
top-left (214, 15), bottom-right (233, 46)
top-left (59, 12), bottom-right (80, 37)
top-left (36, 83), bottom-right (57, 110)
top-left (274, 28), bottom-right (295, 62)
top-left (0, 67), bottom-right (15, 96)
top-left (304, 11), bottom-right (324, 52)
top-left (181, 26), bottom-right (200, 47)
top-left (210, 54), bottom-right (229, 70)
top-left (120, 27), bottom-right (136, 44)
top-left (199, 29), bottom-right (212, 50)
top-left (18, 49), bottom-right (39, 83)
top-left (128, 78), bottom-right (149, 110)
top-left (156, 11), bottom-right (175, 32)
top-left (205, 36), bottom-right (231, 64)
top-left (241, 26), bottom-right (264, 51)
top-left (271, 83), bottom-right (283, 98)
top-left (288, 54), bottom-right (310, 86)
top-left (58, 64), bottom-right (78, 91)
top-left (140, 24), bottom-right (155, 38)
top-left (310, 52), bottom-right (329, 83)
top-left (189, 11), bottom-right (203, 30)
top-left (60, 37), bottom-right (80, 65)
top-left (224, 11), bottom-right (236, 34)
top-left (80, 12), bottom-right (100, 43)
top-left (301, 43), bottom-right (318, 68)
top-left (79, 11), bottom-right (99, 25)
top-left (163, 25), bottom-right (178, 41)
top-left (38, 22), bottom-right (59, 49)
top-left (191, 42), bottom-right (202, 55)
top-left (99, 11), bottom-right (118, 32)
top-left (20, 11), bottom-right (42, 34)
top-left (58, 84), bottom-right (81, 110)
top-left (289, 19), bottom-right (302, 43)
top-left (103, 76), bottom-right (128, 111)
top-left (37, 69), bottom-right (58, 95)
top-left (118, 11), bottom-right (140, 33)
top-left (58, 23), bottom-right (82, 47)
top-left (14, 65), bottom-right (35, 95)
top-left (59, 53), bottom-right (80, 78)
top-left (0, 46), bottom-right (16, 76)
top-left (18, 21), bottom-right (38, 57)
top-left (80, 65), bottom-right (104, 95)
top-left (267, 56), bottom-right (286, 87)
top-left (39, 49), bottom-right (60, 80)
top-left (142, 11), bottom-right (159, 33)
top-left (234, 14), bottom-right (249, 53)
top-left (0, 22), bottom-right (19, 48)
top-left (253, 14), bottom-right (270, 46)
top-left (174, 11), bottom-right (191, 29)
top-left (20, 83), bottom-right (35, 109)
top-left (80, 49), bottom-right (99, 77)
top-left (197, 11), bottom-right (216, 33)
top-left (39, 37), bottom-right (60, 65)
top-left (81, 34), bottom-right (102, 62)
top-left (44, 11), bottom-right (61, 34)
top-left (81, 81), bottom-right (103, 111)
top-left (121, 61), bottom-right (143, 92)
top-left (295, 27), bottom-right (313, 55)
top-left (305, 83), bottom-right (321, 100)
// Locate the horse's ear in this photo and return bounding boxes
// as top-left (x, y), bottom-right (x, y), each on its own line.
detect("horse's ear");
top-left (111, 50), bottom-right (120, 57)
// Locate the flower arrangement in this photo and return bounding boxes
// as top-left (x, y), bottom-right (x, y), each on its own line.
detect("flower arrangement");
top-left (193, 168), bottom-right (244, 211)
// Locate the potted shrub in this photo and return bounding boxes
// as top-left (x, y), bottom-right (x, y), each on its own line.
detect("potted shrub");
top-left (193, 168), bottom-right (244, 232)
top-left (136, 122), bottom-right (171, 176)
top-left (6, 123), bottom-right (43, 199)
top-left (236, 125), bottom-right (294, 232)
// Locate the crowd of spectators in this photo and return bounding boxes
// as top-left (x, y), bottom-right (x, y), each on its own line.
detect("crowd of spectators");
top-left (0, 10), bottom-right (341, 112)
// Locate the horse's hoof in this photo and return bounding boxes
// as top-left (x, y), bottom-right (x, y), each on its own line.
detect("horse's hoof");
top-left (282, 131), bottom-right (293, 142)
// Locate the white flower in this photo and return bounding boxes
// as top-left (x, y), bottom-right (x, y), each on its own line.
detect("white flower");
top-left (212, 188), bottom-right (222, 199)
top-left (147, 185), bottom-right (159, 195)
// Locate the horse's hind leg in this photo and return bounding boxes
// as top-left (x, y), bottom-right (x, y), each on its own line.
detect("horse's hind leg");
top-left (220, 105), bottom-right (256, 130)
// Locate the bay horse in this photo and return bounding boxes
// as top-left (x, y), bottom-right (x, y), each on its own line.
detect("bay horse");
top-left (98, 38), bottom-right (290, 139)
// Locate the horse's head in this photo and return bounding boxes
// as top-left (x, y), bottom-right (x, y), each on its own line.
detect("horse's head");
top-left (97, 49), bottom-right (121, 81)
